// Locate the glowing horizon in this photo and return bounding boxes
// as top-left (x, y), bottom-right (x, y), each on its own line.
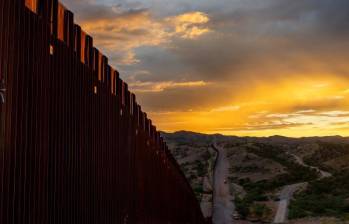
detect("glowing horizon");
top-left (148, 76), bottom-right (349, 137)
top-left (61, 0), bottom-right (349, 137)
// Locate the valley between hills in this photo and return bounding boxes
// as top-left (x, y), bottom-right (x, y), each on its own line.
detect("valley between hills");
top-left (162, 131), bottom-right (349, 224)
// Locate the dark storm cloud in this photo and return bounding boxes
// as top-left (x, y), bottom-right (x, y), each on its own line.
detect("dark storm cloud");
top-left (162, 0), bottom-right (349, 82)
top-left (61, 0), bottom-right (147, 22)
top-left (75, 1), bottom-right (348, 80)
top-left (110, 0), bottom-right (349, 90)
top-left (135, 83), bottom-right (235, 112)
top-left (60, 0), bottom-right (349, 114)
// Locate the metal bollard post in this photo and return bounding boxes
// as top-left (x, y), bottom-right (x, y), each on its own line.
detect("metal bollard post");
top-left (0, 88), bottom-right (5, 103)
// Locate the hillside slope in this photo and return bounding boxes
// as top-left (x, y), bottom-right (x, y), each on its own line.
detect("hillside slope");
top-left (162, 131), bottom-right (349, 223)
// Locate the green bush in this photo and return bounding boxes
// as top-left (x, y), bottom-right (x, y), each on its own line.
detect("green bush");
top-left (250, 204), bottom-right (272, 219)
top-left (289, 171), bottom-right (349, 219)
top-left (235, 196), bottom-right (250, 218)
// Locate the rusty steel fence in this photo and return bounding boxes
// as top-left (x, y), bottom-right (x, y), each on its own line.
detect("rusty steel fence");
top-left (0, 0), bottom-right (206, 223)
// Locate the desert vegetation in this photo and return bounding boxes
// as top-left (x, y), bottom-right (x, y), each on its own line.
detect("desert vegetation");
top-left (162, 131), bottom-right (349, 222)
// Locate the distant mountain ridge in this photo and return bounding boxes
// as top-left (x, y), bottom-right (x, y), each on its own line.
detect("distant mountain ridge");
top-left (161, 130), bottom-right (349, 144)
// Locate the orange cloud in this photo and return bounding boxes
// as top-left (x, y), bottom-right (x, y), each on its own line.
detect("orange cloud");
top-left (166, 12), bottom-right (211, 39)
top-left (80, 10), bottom-right (169, 64)
top-left (79, 10), bottom-right (211, 65)
top-left (61, 0), bottom-right (349, 137)
top-left (147, 75), bottom-right (349, 137)
top-left (129, 80), bottom-right (209, 92)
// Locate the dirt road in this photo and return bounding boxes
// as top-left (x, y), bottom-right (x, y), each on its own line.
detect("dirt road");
top-left (212, 142), bottom-right (235, 224)
top-left (273, 183), bottom-right (307, 223)
top-left (274, 153), bottom-right (332, 223)
top-left (290, 154), bottom-right (332, 179)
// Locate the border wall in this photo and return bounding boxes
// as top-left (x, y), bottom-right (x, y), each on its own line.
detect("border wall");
top-left (0, 0), bottom-right (205, 223)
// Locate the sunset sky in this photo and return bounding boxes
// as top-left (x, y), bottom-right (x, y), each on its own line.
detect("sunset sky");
top-left (61, 0), bottom-right (349, 137)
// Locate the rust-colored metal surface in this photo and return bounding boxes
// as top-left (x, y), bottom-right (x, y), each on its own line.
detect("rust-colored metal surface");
top-left (24, 0), bottom-right (38, 13)
top-left (0, 0), bottom-right (205, 223)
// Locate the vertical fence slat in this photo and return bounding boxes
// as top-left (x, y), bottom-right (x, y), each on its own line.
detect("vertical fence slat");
top-left (0, 1), bottom-right (206, 224)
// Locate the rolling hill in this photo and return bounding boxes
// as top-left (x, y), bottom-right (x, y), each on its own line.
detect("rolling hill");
top-left (162, 131), bottom-right (349, 223)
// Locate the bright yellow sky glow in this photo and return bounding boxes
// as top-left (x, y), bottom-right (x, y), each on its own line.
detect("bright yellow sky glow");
top-left (149, 75), bottom-right (349, 137)
top-left (62, 0), bottom-right (349, 137)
